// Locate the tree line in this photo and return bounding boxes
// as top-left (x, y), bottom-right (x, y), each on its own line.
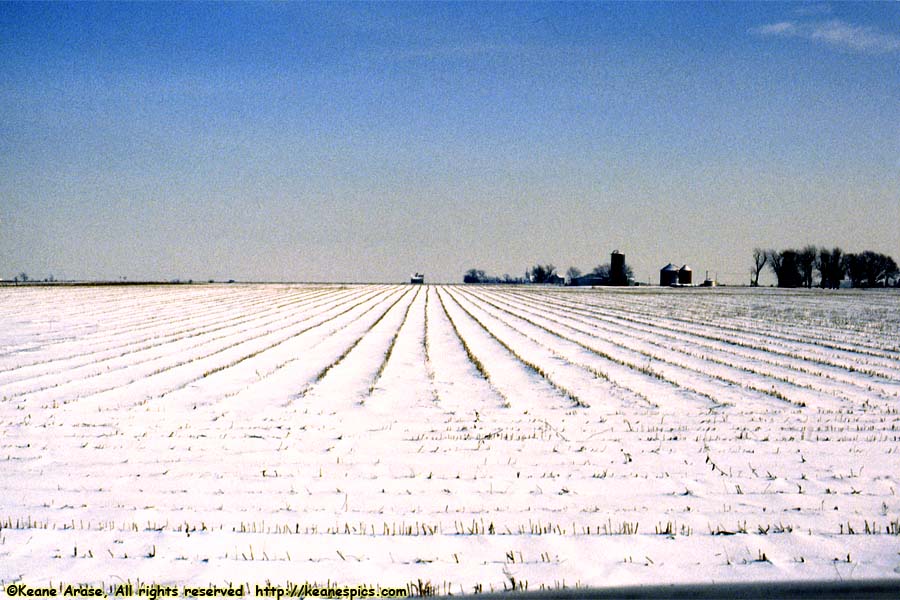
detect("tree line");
top-left (752, 247), bottom-right (899, 288)
top-left (5, 272), bottom-right (56, 284)
top-left (463, 269), bottom-right (527, 284)
top-left (464, 260), bottom-right (633, 285)
top-left (463, 265), bottom-right (560, 284)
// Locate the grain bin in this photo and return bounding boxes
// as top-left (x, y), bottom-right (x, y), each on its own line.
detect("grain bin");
top-left (678, 264), bottom-right (692, 285)
top-left (660, 263), bottom-right (679, 286)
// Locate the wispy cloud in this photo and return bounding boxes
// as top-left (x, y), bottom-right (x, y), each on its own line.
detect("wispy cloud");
top-left (810, 20), bottom-right (900, 53)
top-left (754, 22), bottom-right (797, 36)
top-left (751, 18), bottom-right (900, 54)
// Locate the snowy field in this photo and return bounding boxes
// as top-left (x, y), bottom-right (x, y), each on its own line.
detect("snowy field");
top-left (1, 284), bottom-right (899, 594)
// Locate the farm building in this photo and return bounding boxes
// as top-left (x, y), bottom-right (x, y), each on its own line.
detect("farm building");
top-left (410, 273), bottom-right (424, 284)
top-left (700, 270), bottom-right (717, 286)
top-left (610, 250), bottom-right (628, 286)
top-left (659, 263), bottom-right (679, 286)
top-left (678, 264), bottom-right (692, 285)
top-left (569, 274), bottom-right (607, 287)
top-left (569, 250), bottom-right (631, 287)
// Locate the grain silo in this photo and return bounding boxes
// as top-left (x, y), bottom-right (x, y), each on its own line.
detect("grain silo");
top-left (660, 263), bottom-right (679, 286)
top-left (610, 250), bottom-right (627, 286)
top-left (678, 264), bottom-right (692, 285)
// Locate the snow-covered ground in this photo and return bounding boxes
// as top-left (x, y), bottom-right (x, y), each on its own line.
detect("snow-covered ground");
top-left (1, 284), bottom-right (899, 594)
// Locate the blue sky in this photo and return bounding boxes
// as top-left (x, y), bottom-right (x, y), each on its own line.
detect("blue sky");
top-left (1, 2), bottom-right (898, 283)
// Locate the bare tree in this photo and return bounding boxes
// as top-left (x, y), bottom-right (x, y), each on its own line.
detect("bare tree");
top-left (768, 249), bottom-right (802, 288)
top-left (530, 264), bottom-right (557, 284)
top-left (846, 251), bottom-right (899, 288)
top-left (463, 269), bottom-right (487, 284)
top-left (565, 266), bottom-right (582, 281)
top-left (751, 248), bottom-right (767, 286)
top-left (590, 263), bottom-right (611, 283)
top-left (766, 249), bottom-right (782, 284)
top-left (798, 245), bottom-right (817, 288)
top-left (816, 247), bottom-right (845, 289)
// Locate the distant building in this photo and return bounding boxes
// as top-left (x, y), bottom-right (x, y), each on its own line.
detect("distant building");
top-left (567, 250), bottom-right (630, 286)
top-left (660, 263), bottom-right (679, 286)
top-left (410, 273), bottom-right (425, 284)
top-left (700, 271), bottom-right (716, 287)
top-left (678, 264), bottom-right (692, 285)
top-left (569, 275), bottom-right (607, 287)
